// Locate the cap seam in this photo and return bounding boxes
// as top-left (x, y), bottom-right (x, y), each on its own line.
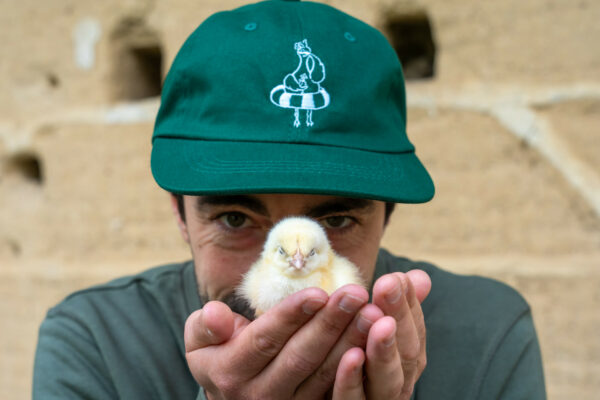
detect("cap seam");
top-left (180, 146), bottom-right (416, 180)
top-left (153, 135), bottom-right (415, 155)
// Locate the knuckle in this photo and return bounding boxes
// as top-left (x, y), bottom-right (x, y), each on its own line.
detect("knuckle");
top-left (285, 349), bottom-right (319, 375)
top-left (317, 315), bottom-right (344, 337)
top-left (251, 388), bottom-right (276, 400)
top-left (400, 382), bottom-right (416, 400)
top-left (253, 332), bottom-right (281, 358)
top-left (400, 339), bottom-right (421, 361)
top-left (419, 354), bottom-right (427, 373)
top-left (367, 376), bottom-right (404, 400)
top-left (313, 364), bottom-right (337, 386)
top-left (212, 375), bottom-right (238, 397)
top-left (401, 357), bottom-right (419, 373)
top-left (386, 381), bottom-right (406, 400)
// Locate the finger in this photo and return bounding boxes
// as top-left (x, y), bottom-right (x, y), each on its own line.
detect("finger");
top-left (372, 274), bottom-right (420, 361)
top-left (184, 301), bottom-right (235, 352)
top-left (406, 269), bottom-right (432, 304)
top-left (404, 271), bottom-right (429, 383)
top-left (403, 271), bottom-right (427, 350)
top-left (365, 316), bottom-right (406, 399)
top-left (372, 273), bottom-right (425, 394)
top-left (261, 284), bottom-right (369, 394)
top-left (331, 347), bottom-right (366, 400)
top-left (295, 303), bottom-right (383, 398)
top-left (224, 287), bottom-right (329, 380)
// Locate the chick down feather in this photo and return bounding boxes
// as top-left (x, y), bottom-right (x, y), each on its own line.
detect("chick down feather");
top-left (238, 216), bottom-right (365, 317)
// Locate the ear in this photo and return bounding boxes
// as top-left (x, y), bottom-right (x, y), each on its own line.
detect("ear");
top-left (170, 194), bottom-right (190, 244)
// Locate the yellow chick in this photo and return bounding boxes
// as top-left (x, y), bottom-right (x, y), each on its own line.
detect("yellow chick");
top-left (238, 216), bottom-right (365, 317)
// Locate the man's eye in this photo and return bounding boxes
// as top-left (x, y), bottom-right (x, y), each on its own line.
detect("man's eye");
top-left (218, 212), bottom-right (250, 229)
top-left (321, 216), bottom-right (352, 229)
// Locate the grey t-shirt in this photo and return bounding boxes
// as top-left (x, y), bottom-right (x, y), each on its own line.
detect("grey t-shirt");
top-left (33, 249), bottom-right (546, 399)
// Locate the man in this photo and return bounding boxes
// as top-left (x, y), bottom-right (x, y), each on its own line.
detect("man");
top-left (33, 1), bottom-right (546, 399)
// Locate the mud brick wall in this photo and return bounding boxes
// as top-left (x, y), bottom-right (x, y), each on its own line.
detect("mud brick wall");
top-left (1, 0), bottom-right (598, 398)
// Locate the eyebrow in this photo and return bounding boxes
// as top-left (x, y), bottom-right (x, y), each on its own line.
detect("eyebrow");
top-left (194, 195), bottom-right (375, 218)
top-left (303, 198), bottom-right (375, 218)
top-left (195, 195), bottom-right (269, 216)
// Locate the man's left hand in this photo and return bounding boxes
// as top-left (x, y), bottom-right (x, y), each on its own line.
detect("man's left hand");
top-left (332, 270), bottom-right (431, 399)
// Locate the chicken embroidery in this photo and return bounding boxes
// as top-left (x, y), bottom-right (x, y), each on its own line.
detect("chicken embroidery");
top-left (270, 39), bottom-right (330, 128)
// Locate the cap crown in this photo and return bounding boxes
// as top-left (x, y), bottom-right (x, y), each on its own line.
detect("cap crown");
top-left (153, 0), bottom-right (414, 154)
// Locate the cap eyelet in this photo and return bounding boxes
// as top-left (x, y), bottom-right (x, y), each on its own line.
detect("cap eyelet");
top-left (244, 22), bottom-right (257, 31)
top-left (344, 32), bottom-right (356, 42)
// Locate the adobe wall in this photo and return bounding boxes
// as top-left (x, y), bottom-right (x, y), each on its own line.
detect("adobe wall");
top-left (1, 0), bottom-right (598, 398)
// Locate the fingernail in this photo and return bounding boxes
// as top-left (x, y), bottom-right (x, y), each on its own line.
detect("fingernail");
top-left (383, 332), bottom-right (395, 347)
top-left (356, 314), bottom-right (373, 334)
top-left (201, 310), bottom-right (214, 338)
top-left (303, 298), bottom-right (327, 315)
top-left (339, 294), bottom-right (365, 313)
top-left (385, 276), bottom-right (403, 304)
top-left (354, 358), bottom-right (364, 374)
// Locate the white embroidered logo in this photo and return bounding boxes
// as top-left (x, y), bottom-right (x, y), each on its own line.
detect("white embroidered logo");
top-left (270, 39), bottom-right (330, 128)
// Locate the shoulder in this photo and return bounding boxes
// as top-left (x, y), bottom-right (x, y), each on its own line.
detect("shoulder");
top-left (37, 260), bottom-right (198, 370)
top-left (35, 260), bottom-right (202, 398)
top-left (377, 249), bottom-right (544, 398)
top-left (376, 248), bottom-right (534, 366)
top-left (45, 260), bottom-right (197, 322)
top-left (377, 248), bottom-right (531, 324)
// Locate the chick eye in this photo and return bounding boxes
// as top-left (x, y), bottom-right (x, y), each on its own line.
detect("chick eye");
top-left (308, 249), bottom-right (316, 257)
top-left (218, 212), bottom-right (250, 229)
top-left (321, 216), bottom-right (352, 229)
top-left (278, 246), bottom-right (286, 255)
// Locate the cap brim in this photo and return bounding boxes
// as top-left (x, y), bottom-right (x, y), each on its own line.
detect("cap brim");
top-left (151, 138), bottom-right (434, 203)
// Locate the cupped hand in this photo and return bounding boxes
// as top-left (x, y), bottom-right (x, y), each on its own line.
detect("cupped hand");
top-left (185, 284), bottom-right (379, 400)
top-left (332, 270), bottom-right (432, 400)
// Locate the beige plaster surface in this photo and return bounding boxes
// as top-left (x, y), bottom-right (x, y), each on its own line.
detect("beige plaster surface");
top-left (1, 0), bottom-right (599, 398)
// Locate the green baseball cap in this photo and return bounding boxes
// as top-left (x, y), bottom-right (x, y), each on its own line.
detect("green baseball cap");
top-left (151, 0), bottom-right (435, 203)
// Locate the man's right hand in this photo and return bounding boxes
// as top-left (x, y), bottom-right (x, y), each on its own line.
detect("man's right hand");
top-left (184, 284), bottom-right (382, 400)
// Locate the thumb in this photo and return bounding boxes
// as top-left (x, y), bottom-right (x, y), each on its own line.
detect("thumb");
top-left (184, 301), bottom-right (234, 352)
top-left (406, 269), bottom-right (432, 304)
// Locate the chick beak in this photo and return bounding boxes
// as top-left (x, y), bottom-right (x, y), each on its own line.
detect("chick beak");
top-left (291, 249), bottom-right (305, 270)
